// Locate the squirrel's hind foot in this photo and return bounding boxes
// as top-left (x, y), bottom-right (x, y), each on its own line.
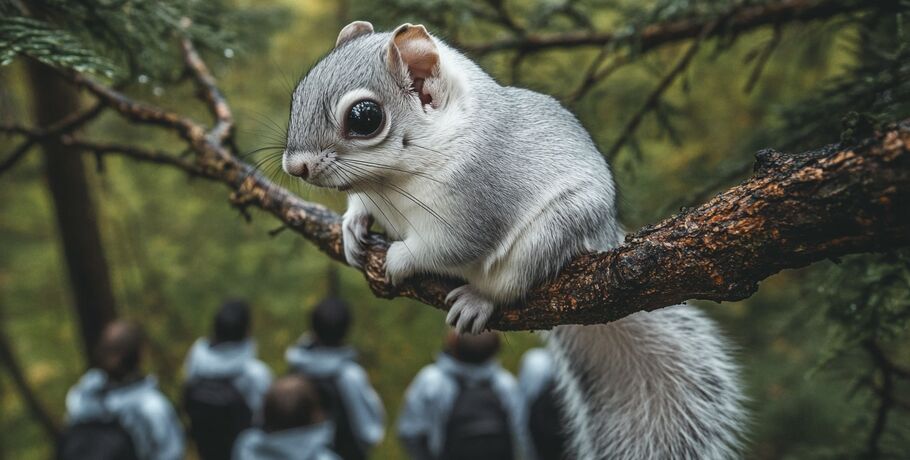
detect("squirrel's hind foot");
top-left (445, 285), bottom-right (496, 334)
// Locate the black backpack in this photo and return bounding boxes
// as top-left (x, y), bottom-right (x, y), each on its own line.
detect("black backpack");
top-left (528, 379), bottom-right (570, 460)
top-left (183, 375), bottom-right (253, 460)
top-left (57, 418), bottom-right (139, 460)
top-left (312, 374), bottom-right (366, 460)
top-left (441, 375), bottom-right (514, 460)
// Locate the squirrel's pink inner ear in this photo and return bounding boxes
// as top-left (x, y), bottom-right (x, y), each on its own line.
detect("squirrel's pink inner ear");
top-left (389, 24), bottom-right (439, 105)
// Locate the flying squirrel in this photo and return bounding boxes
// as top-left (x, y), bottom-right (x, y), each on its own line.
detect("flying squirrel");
top-left (283, 21), bottom-right (747, 459)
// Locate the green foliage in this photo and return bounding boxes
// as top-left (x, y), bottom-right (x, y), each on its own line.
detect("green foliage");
top-left (0, 0), bottom-right (287, 79)
top-left (2, 1), bottom-right (910, 459)
top-left (777, 39), bottom-right (910, 150)
top-left (0, 17), bottom-right (115, 76)
top-left (817, 250), bottom-right (910, 349)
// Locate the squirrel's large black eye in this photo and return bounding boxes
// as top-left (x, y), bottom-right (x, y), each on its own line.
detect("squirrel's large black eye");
top-left (346, 100), bottom-right (383, 138)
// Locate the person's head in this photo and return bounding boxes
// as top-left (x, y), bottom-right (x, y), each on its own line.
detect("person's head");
top-left (446, 330), bottom-right (501, 364)
top-left (95, 320), bottom-right (145, 382)
top-left (213, 299), bottom-right (251, 344)
top-left (310, 297), bottom-right (351, 346)
top-left (262, 375), bottom-right (325, 433)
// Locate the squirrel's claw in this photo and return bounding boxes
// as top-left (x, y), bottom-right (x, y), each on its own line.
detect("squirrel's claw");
top-left (342, 212), bottom-right (372, 268)
top-left (446, 285), bottom-right (495, 334)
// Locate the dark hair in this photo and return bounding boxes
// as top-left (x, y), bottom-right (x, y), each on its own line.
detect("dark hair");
top-left (263, 375), bottom-right (324, 432)
top-left (451, 331), bottom-right (501, 364)
top-left (213, 299), bottom-right (251, 344)
top-left (310, 297), bottom-right (351, 346)
top-left (95, 320), bottom-right (145, 382)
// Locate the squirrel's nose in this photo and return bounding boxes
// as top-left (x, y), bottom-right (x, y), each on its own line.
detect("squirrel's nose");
top-left (283, 152), bottom-right (310, 179)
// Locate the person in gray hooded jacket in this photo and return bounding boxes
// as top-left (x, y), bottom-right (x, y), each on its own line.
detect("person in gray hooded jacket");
top-left (233, 374), bottom-right (340, 460)
top-left (63, 320), bottom-right (185, 460)
top-left (183, 300), bottom-right (273, 420)
top-left (397, 331), bottom-right (527, 460)
top-left (518, 347), bottom-right (569, 460)
top-left (183, 299), bottom-right (274, 459)
top-left (286, 297), bottom-right (385, 459)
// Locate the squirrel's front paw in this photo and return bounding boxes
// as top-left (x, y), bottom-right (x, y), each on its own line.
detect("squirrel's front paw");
top-left (383, 242), bottom-right (414, 286)
top-left (342, 213), bottom-right (372, 268)
top-left (446, 285), bottom-right (496, 334)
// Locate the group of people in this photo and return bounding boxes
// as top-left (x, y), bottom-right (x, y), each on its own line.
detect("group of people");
top-left (56, 298), bottom-right (568, 460)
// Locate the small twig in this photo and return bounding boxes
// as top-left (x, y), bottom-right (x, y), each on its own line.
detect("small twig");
top-left (461, 0), bottom-right (878, 55)
top-left (268, 225), bottom-right (288, 237)
top-left (61, 137), bottom-right (202, 172)
top-left (0, 305), bottom-right (60, 440)
top-left (179, 19), bottom-right (234, 144)
top-left (509, 50), bottom-right (527, 85)
top-left (0, 140), bottom-right (38, 174)
top-left (0, 123), bottom-right (35, 136)
top-left (865, 340), bottom-right (895, 459)
top-left (66, 71), bottom-right (204, 143)
top-left (565, 52), bottom-right (630, 104)
top-left (0, 102), bottom-right (106, 176)
top-left (606, 20), bottom-right (717, 161)
top-left (488, 0), bottom-right (524, 34)
top-left (743, 24), bottom-right (782, 93)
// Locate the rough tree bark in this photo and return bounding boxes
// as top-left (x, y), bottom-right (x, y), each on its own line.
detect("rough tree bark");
top-left (36, 40), bottom-right (908, 331)
top-left (27, 62), bottom-right (117, 360)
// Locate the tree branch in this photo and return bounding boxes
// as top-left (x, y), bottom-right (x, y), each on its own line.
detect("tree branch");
top-left (865, 340), bottom-right (895, 459)
top-left (61, 137), bottom-right (203, 172)
top-left (0, 306), bottom-right (60, 441)
top-left (604, 20), bottom-right (716, 160)
top-left (0, 101), bottom-right (104, 176)
top-left (53, 36), bottom-right (910, 332)
top-left (462, 0), bottom-right (877, 55)
top-left (179, 24), bottom-right (234, 144)
top-left (66, 71), bottom-right (204, 143)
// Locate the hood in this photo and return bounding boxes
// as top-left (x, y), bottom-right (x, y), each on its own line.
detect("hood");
top-left (185, 337), bottom-right (257, 379)
top-left (67, 369), bottom-right (159, 422)
top-left (435, 352), bottom-right (501, 383)
top-left (242, 422), bottom-right (335, 460)
top-left (285, 336), bottom-right (357, 377)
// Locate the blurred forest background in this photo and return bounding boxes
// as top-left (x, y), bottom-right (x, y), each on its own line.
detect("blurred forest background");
top-left (1, 0), bottom-right (909, 458)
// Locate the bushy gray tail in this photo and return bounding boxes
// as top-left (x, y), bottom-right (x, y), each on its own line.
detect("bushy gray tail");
top-left (547, 305), bottom-right (747, 459)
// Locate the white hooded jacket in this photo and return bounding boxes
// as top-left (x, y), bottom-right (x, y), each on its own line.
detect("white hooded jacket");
top-left (232, 421), bottom-right (340, 460)
top-left (65, 369), bottom-right (185, 460)
top-left (397, 353), bottom-right (528, 459)
top-left (285, 337), bottom-right (386, 448)
top-left (183, 337), bottom-right (273, 420)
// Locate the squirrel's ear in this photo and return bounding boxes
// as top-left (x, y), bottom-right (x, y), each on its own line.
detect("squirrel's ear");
top-left (388, 23), bottom-right (439, 106)
top-left (336, 21), bottom-right (373, 48)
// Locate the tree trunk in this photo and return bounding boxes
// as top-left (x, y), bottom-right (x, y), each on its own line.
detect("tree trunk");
top-left (27, 62), bottom-right (117, 362)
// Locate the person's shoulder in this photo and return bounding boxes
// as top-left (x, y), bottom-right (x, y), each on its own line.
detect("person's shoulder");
top-left (244, 358), bottom-right (274, 380)
top-left (519, 348), bottom-right (554, 381)
top-left (521, 347), bottom-right (552, 369)
top-left (134, 386), bottom-right (177, 419)
top-left (316, 449), bottom-right (343, 460)
top-left (338, 360), bottom-right (370, 383)
top-left (67, 369), bottom-right (105, 401)
top-left (234, 427), bottom-right (263, 446)
top-left (231, 428), bottom-right (264, 459)
top-left (493, 366), bottom-right (519, 390)
top-left (412, 363), bottom-right (449, 389)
